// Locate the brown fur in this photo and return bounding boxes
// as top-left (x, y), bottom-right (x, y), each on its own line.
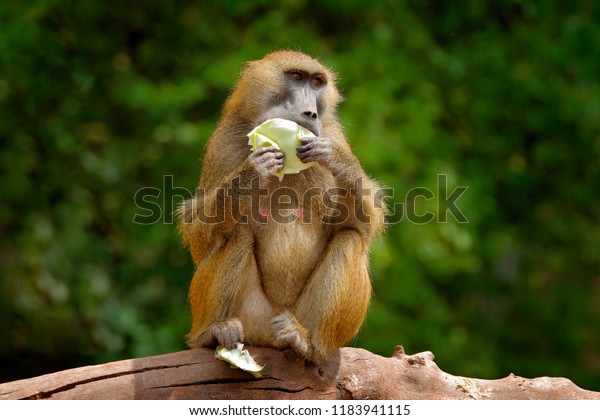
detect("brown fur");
top-left (179, 50), bottom-right (385, 363)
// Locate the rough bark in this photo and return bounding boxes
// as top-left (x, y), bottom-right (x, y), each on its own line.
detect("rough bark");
top-left (1, 346), bottom-right (597, 400)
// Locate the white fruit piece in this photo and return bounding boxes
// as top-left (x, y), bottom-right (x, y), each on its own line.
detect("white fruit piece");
top-left (214, 343), bottom-right (265, 378)
top-left (247, 118), bottom-right (316, 180)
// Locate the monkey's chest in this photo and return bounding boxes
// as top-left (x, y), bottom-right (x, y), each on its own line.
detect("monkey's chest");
top-left (252, 218), bottom-right (328, 308)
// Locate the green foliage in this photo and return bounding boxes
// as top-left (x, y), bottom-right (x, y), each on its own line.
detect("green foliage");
top-left (1, 0), bottom-right (598, 390)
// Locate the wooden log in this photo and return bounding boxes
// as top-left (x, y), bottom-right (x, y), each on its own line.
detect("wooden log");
top-left (1, 346), bottom-right (598, 400)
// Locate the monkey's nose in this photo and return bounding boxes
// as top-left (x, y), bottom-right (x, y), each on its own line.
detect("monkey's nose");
top-left (303, 110), bottom-right (318, 119)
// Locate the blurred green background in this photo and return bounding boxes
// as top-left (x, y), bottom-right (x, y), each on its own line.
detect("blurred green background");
top-left (1, 0), bottom-right (599, 391)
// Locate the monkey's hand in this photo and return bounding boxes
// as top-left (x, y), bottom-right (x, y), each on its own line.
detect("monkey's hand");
top-left (271, 311), bottom-right (311, 360)
top-left (298, 136), bottom-right (367, 190)
top-left (296, 137), bottom-right (335, 171)
top-left (248, 146), bottom-right (285, 179)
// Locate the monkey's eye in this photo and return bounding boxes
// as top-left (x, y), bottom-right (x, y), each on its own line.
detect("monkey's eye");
top-left (312, 76), bottom-right (324, 87)
top-left (290, 71), bottom-right (303, 81)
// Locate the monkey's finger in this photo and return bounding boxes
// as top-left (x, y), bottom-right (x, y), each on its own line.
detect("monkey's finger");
top-left (263, 164), bottom-right (284, 177)
top-left (299, 137), bottom-right (315, 145)
top-left (271, 152), bottom-right (285, 160)
top-left (296, 149), bottom-right (313, 157)
top-left (264, 156), bottom-right (284, 166)
top-left (299, 149), bottom-right (328, 162)
top-left (254, 146), bottom-right (280, 156)
top-left (256, 152), bottom-right (284, 165)
top-left (261, 155), bottom-right (285, 170)
top-left (297, 154), bottom-right (316, 163)
top-left (296, 145), bottom-right (313, 154)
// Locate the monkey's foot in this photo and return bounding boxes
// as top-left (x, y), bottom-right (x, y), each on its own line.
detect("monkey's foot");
top-left (271, 311), bottom-right (311, 359)
top-left (188, 318), bottom-right (245, 349)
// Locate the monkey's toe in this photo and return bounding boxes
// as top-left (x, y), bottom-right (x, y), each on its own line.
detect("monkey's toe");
top-left (217, 318), bottom-right (245, 348)
top-left (270, 311), bottom-right (310, 358)
top-left (271, 311), bottom-right (295, 337)
top-left (198, 318), bottom-right (244, 349)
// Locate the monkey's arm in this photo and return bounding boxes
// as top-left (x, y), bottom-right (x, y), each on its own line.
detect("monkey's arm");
top-left (297, 135), bottom-right (387, 241)
top-left (177, 162), bottom-right (255, 265)
top-left (179, 147), bottom-right (285, 264)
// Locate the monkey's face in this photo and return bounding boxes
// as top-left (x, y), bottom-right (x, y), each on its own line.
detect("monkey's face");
top-left (257, 69), bottom-right (327, 137)
top-left (229, 51), bottom-right (340, 136)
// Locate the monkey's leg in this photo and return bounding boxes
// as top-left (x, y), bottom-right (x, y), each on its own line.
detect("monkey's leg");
top-left (186, 252), bottom-right (247, 349)
top-left (271, 228), bottom-right (371, 362)
top-left (187, 228), bottom-right (276, 349)
top-left (186, 229), bottom-right (251, 349)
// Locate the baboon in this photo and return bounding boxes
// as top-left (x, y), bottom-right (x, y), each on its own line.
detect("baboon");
top-left (179, 50), bottom-right (385, 363)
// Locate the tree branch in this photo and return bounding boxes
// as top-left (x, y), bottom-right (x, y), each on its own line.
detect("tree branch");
top-left (1, 346), bottom-right (597, 400)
